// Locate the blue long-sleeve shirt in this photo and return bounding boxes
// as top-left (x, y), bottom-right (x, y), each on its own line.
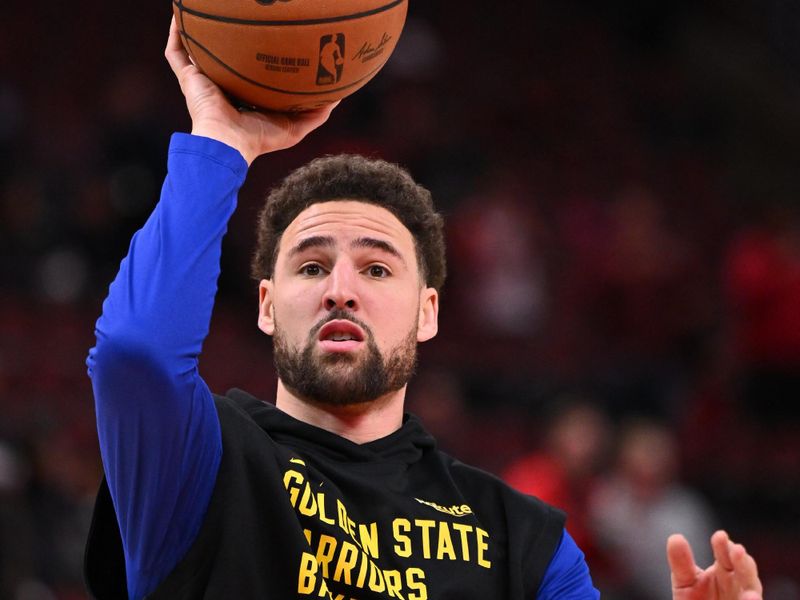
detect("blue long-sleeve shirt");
top-left (87, 133), bottom-right (599, 599)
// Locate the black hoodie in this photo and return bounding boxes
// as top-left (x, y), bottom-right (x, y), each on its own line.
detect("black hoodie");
top-left (85, 389), bottom-right (565, 599)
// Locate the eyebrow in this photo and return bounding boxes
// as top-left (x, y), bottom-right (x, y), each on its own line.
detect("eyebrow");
top-left (287, 235), bottom-right (406, 266)
top-left (287, 235), bottom-right (335, 259)
top-left (351, 237), bottom-right (406, 266)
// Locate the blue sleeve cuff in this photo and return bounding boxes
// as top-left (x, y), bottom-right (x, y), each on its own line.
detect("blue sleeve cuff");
top-left (168, 132), bottom-right (249, 179)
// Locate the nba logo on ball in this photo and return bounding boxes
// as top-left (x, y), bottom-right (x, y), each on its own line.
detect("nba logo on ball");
top-left (317, 34), bottom-right (345, 85)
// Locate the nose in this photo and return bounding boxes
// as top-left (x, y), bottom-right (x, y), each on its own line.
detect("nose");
top-left (323, 260), bottom-right (359, 311)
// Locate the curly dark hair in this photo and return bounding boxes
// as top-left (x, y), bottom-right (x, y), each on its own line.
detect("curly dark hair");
top-left (251, 154), bottom-right (446, 291)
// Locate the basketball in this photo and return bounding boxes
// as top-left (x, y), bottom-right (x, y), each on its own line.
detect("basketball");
top-left (172, 0), bottom-right (408, 112)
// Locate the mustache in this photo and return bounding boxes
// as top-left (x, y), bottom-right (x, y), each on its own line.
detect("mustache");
top-left (308, 309), bottom-right (374, 342)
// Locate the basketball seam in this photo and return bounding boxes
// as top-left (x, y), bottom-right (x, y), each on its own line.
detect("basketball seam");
top-left (173, 0), bottom-right (404, 26)
top-left (181, 29), bottom-right (389, 97)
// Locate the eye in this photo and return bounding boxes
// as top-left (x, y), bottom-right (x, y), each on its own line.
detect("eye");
top-left (367, 265), bottom-right (390, 278)
top-left (300, 263), bottom-right (324, 277)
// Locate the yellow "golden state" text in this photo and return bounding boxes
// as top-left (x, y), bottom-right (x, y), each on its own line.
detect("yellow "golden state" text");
top-left (283, 462), bottom-right (493, 599)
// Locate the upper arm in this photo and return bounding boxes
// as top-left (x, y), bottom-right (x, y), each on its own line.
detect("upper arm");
top-left (536, 529), bottom-right (600, 600)
top-left (89, 336), bottom-right (222, 599)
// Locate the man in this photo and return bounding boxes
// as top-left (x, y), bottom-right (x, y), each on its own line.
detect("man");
top-left (83, 19), bottom-right (764, 599)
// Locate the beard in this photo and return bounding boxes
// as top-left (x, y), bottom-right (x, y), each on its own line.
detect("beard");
top-left (272, 308), bottom-right (418, 407)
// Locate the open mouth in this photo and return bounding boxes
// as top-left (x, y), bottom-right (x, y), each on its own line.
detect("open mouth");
top-left (317, 320), bottom-right (366, 351)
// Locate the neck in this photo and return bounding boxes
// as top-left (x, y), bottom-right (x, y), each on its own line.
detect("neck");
top-left (275, 380), bottom-right (407, 444)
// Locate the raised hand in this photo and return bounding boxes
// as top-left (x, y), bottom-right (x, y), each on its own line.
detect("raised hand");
top-left (668, 530), bottom-right (763, 600)
top-left (164, 17), bottom-right (338, 165)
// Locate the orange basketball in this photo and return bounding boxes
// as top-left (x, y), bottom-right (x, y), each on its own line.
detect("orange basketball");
top-left (172, 0), bottom-right (408, 112)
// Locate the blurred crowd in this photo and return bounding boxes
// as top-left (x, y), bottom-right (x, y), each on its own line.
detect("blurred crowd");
top-left (2, 0), bottom-right (800, 598)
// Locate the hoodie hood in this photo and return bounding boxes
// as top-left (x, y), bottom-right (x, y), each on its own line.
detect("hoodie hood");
top-left (224, 388), bottom-right (437, 467)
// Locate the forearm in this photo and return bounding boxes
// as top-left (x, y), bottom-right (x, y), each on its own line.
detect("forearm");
top-left (91, 134), bottom-right (246, 357)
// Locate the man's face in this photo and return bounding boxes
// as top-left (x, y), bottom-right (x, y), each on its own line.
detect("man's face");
top-left (258, 200), bottom-right (439, 407)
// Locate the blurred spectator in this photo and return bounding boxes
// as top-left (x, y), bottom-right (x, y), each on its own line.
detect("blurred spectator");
top-left (721, 202), bottom-right (800, 584)
top-left (724, 202), bottom-right (800, 425)
top-left (589, 419), bottom-right (716, 600)
top-left (0, 440), bottom-right (36, 599)
top-left (503, 399), bottom-right (612, 570)
top-left (406, 368), bottom-right (533, 474)
top-left (445, 172), bottom-right (551, 375)
top-left (26, 423), bottom-right (101, 599)
top-left (585, 184), bottom-right (704, 418)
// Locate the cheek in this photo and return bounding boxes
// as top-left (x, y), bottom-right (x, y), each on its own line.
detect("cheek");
top-left (274, 288), bottom-right (322, 341)
top-left (362, 291), bottom-right (419, 343)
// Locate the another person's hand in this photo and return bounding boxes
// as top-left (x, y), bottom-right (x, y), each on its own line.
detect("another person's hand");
top-left (164, 17), bottom-right (337, 165)
top-left (668, 530), bottom-right (763, 600)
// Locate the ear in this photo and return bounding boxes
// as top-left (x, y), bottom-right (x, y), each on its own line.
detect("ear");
top-left (258, 279), bottom-right (275, 336)
top-left (417, 287), bottom-right (439, 343)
